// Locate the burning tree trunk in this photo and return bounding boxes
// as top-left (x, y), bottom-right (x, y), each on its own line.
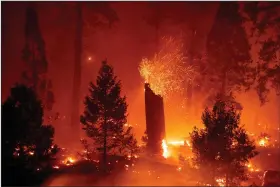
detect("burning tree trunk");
top-left (70, 3), bottom-right (83, 139)
top-left (144, 83), bottom-right (166, 154)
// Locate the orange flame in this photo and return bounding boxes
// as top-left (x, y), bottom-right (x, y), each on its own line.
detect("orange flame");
top-left (162, 139), bottom-right (170, 159)
top-left (258, 138), bottom-right (269, 147)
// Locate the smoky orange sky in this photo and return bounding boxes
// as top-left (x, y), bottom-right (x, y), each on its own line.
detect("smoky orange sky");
top-left (2, 2), bottom-right (279, 148)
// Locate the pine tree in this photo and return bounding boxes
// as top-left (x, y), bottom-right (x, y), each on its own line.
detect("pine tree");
top-left (243, 2), bottom-right (280, 103)
top-left (2, 84), bottom-right (58, 186)
top-left (141, 130), bottom-right (149, 147)
top-left (22, 6), bottom-right (55, 111)
top-left (144, 3), bottom-right (169, 48)
top-left (190, 98), bottom-right (258, 186)
top-left (206, 2), bottom-right (253, 99)
top-left (70, 2), bottom-right (118, 139)
top-left (81, 61), bottom-right (138, 170)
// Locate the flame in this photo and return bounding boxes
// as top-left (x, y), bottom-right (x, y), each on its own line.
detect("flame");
top-left (258, 138), bottom-right (268, 147)
top-left (168, 140), bottom-right (185, 146)
top-left (185, 140), bottom-right (191, 147)
top-left (167, 139), bottom-right (191, 147)
top-left (160, 139), bottom-right (192, 159)
top-left (162, 139), bottom-right (170, 158)
top-left (246, 162), bottom-right (260, 172)
top-left (216, 178), bottom-right (225, 187)
top-left (177, 166), bottom-right (182, 171)
top-left (63, 156), bottom-right (76, 166)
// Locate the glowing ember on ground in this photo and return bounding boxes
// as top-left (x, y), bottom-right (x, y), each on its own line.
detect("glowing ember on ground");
top-left (162, 139), bottom-right (170, 158)
top-left (216, 178), bottom-right (225, 186)
top-left (53, 165), bottom-right (59, 169)
top-left (246, 162), bottom-right (260, 172)
top-left (29, 151), bottom-right (34, 156)
top-left (62, 156), bottom-right (76, 166)
top-left (139, 36), bottom-right (196, 98)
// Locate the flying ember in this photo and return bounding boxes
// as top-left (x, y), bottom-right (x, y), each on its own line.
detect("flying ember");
top-left (139, 36), bottom-right (196, 98)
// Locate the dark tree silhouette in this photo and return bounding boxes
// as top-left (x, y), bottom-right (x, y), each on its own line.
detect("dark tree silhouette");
top-left (2, 84), bottom-right (58, 186)
top-left (78, 138), bottom-right (95, 161)
top-left (144, 3), bottom-right (170, 48)
top-left (141, 130), bottom-right (149, 147)
top-left (190, 98), bottom-right (258, 186)
top-left (206, 2), bottom-right (253, 100)
top-left (22, 6), bottom-right (55, 112)
top-left (243, 2), bottom-right (280, 104)
top-left (81, 61), bottom-right (138, 170)
top-left (70, 2), bottom-right (119, 140)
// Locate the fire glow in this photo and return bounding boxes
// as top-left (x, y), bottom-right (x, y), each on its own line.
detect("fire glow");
top-left (162, 140), bottom-right (169, 159)
top-left (62, 156), bottom-right (76, 166)
top-left (246, 162), bottom-right (260, 172)
top-left (216, 178), bottom-right (225, 187)
top-left (258, 137), bottom-right (269, 147)
top-left (161, 139), bottom-right (192, 158)
top-left (139, 36), bottom-right (195, 98)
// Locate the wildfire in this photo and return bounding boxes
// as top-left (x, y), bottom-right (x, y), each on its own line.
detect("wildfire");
top-left (246, 162), bottom-right (260, 172)
top-left (139, 36), bottom-right (196, 98)
top-left (216, 178), bottom-right (225, 187)
top-left (258, 137), bottom-right (269, 147)
top-left (168, 140), bottom-right (185, 146)
top-left (62, 156), bottom-right (76, 166)
top-left (162, 139), bottom-right (170, 158)
top-left (167, 139), bottom-right (191, 147)
top-left (161, 139), bottom-right (192, 159)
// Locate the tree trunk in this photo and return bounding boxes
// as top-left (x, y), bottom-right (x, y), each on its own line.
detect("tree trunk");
top-left (103, 119), bottom-right (107, 172)
top-left (70, 3), bottom-right (83, 140)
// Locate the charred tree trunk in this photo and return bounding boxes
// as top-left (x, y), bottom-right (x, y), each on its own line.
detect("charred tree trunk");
top-left (144, 83), bottom-right (166, 154)
top-left (103, 118), bottom-right (107, 171)
top-left (70, 3), bottom-right (83, 139)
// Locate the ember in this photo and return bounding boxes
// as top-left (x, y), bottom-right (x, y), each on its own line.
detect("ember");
top-left (139, 36), bottom-right (195, 98)
top-left (258, 137), bottom-right (269, 147)
top-left (216, 178), bottom-right (225, 187)
top-left (62, 156), bottom-right (76, 166)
